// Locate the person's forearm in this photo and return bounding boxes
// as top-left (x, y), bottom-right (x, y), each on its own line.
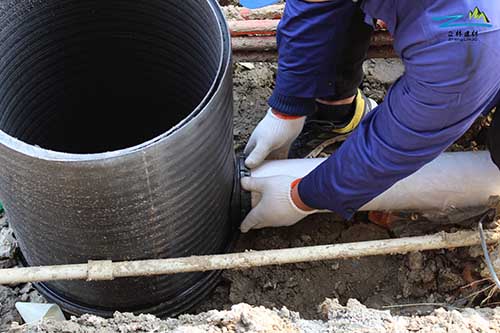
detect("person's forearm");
top-left (298, 75), bottom-right (486, 218)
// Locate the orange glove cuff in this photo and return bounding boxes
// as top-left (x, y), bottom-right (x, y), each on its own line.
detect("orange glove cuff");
top-left (291, 178), bottom-right (302, 189)
top-left (272, 109), bottom-right (304, 120)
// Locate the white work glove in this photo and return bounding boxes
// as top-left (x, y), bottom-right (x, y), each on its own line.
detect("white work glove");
top-left (244, 108), bottom-right (306, 169)
top-left (240, 176), bottom-right (316, 233)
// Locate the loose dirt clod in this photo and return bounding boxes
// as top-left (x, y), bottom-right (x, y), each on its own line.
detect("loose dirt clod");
top-left (0, 227), bottom-right (16, 259)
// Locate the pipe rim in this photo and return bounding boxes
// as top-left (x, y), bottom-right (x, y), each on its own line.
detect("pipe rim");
top-left (33, 267), bottom-right (225, 317)
top-left (0, 0), bottom-right (230, 163)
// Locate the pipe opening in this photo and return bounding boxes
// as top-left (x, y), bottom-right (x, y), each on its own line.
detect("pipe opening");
top-left (0, 0), bottom-right (222, 154)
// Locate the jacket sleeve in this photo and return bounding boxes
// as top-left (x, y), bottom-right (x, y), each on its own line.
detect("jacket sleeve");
top-left (268, 0), bottom-right (357, 116)
top-left (297, 75), bottom-right (487, 218)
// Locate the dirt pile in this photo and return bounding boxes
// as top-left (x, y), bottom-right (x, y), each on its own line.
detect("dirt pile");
top-left (0, 215), bottom-right (47, 332)
top-left (10, 299), bottom-right (500, 333)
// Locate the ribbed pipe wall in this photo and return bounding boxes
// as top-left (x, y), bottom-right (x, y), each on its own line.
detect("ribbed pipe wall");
top-left (0, 0), bottom-right (235, 316)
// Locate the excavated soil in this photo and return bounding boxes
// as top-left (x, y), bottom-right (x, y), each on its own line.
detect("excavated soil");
top-left (11, 299), bottom-right (500, 332)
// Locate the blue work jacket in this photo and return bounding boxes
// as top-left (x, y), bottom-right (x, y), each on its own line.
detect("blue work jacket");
top-left (268, 0), bottom-right (500, 218)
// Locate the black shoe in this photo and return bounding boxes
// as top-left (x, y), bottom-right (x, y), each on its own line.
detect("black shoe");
top-left (289, 89), bottom-right (377, 158)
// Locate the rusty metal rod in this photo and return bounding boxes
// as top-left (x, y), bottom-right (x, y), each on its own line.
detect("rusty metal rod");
top-left (232, 31), bottom-right (394, 50)
top-left (232, 37), bottom-right (396, 60)
top-left (229, 20), bottom-right (397, 60)
top-left (233, 47), bottom-right (396, 62)
top-left (1, 230), bottom-right (498, 285)
top-left (229, 19), bottom-right (279, 36)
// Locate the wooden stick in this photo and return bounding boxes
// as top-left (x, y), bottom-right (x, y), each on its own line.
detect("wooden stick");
top-left (2, 230), bottom-right (496, 285)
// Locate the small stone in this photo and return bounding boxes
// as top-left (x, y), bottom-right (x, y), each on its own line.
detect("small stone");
top-left (438, 269), bottom-right (464, 292)
top-left (239, 62), bottom-right (255, 70)
top-left (279, 307), bottom-right (291, 319)
top-left (368, 59), bottom-right (405, 85)
top-left (468, 246), bottom-right (484, 258)
top-left (0, 258), bottom-right (15, 269)
top-left (408, 252), bottom-right (424, 271)
top-left (28, 290), bottom-right (47, 304)
top-left (19, 283), bottom-right (32, 295)
top-left (263, 281), bottom-right (276, 290)
top-left (0, 227), bottom-right (16, 259)
top-left (284, 279), bottom-right (298, 288)
top-left (300, 235), bottom-right (312, 243)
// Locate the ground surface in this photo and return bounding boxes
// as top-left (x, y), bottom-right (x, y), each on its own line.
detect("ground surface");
top-left (2, 59), bottom-right (499, 332)
top-left (192, 60), bottom-right (497, 320)
top-left (11, 299), bottom-right (500, 332)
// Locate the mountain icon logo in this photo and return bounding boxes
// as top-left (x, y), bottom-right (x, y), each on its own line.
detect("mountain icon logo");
top-left (469, 7), bottom-right (490, 23)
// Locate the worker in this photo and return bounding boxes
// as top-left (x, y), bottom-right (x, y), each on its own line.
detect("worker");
top-left (241, 0), bottom-right (500, 233)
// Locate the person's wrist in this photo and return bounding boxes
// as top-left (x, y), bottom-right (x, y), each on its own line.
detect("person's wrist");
top-left (271, 109), bottom-right (304, 120)
top-left (290, 179), bottom-right (315, 212)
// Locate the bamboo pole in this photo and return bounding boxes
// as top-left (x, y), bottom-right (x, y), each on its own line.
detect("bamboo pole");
top-left (1, 230), bottom-right (498, 285)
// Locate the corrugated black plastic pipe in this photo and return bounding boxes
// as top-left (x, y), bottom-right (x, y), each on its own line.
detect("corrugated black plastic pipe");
top-left (0, 0), bottom-right (236, 316)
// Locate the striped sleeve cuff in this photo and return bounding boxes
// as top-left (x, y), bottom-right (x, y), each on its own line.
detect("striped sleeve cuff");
top-left (268, 91), bottom-right (316, 117)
